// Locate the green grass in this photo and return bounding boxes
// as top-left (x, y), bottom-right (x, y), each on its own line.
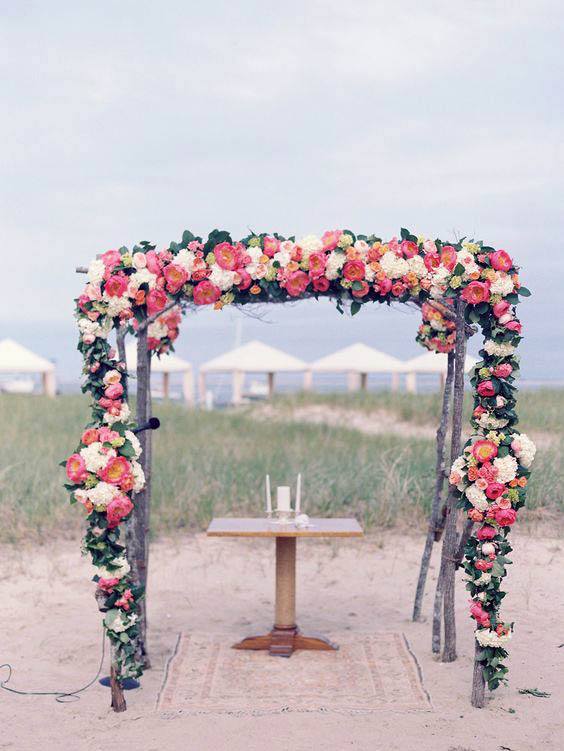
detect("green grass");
top-left (0, 391), bottom-right (562, 543)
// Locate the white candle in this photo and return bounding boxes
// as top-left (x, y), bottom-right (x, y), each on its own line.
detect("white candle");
top-left (266, 474), bottom-right (272, 514)
top-left (295, 473), bottom-right (301, 515)
top-left (277, 486), bottom-right (291, 512)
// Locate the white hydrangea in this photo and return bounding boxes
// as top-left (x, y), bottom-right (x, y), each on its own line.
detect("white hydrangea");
top-left (475, 572), bottom-right (492, 585)
top-left (429, 265), bottom-right (450, 299)
top-left (105, 611), bottom-right (138, 633)
top-left (364, 264), bottom-right (376, 283)
top-left (175, 249), bottom-right (196, 274)
top-left (80, 442), bottom-right (115, 473)
top-left (124, 430), bottom-right (142, 459)
top-left (105, 295), bottom-right (132, 318)
top-left (325, 251), bottom-right (346, 280)
top-left (379, 251), bottom-right (409, 279)
top-left (104, 402), bottom-right (131, 425)
top-left (407, 255), bottom-right (428, 279)
top-left (490, 273), bottom-right (515, 296)
top-left (209, 265), bottom-right (236, 291)
top-left (456, 250), bottom-right (480, 278)
top-left (245, 246), bottom-right (264, 264)
top-left (465, 483), bottom-right (489, 511)
top-left (88, 481), bottom-right (120, 508)
top-left (451, 456), bottom-right (466, 475)
top-left (512, 433), bottom-right (536, 469)
top-left (78, 317), bottom-right (113, 341)
top-left (493, 454), bottom-right (518, 483)
top-left (475, 628), bottom-right (512, 648)
top-left (483, 339), bottom-right (516, 357)
top-left (129, 268), bottom-right (157, 290)
top-left (297, 234), bottom-right (323, 259)
top-left (87, 259), bottom-right (105, 285)
top-left (131, 460), bottom-right (145, 492)
top-left (97, 555), bottom-right (131, 580)
top-left (477, 412), bottom-right (509, 430)
top-left (272, 250), bottom-right (291, 268)
top-left (148, 319), bottom-right (168, 339)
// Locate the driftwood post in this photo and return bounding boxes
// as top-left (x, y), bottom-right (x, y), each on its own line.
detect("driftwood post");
top-left (127, 322), bottom-right (152, 667)
top-left (432, 299), bottom-right (467, 658)
top-left (412, 350), bottom-right (455, 621)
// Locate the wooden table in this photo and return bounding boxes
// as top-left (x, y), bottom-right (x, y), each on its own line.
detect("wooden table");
top-left (207, 517), bottom-right (364, 657)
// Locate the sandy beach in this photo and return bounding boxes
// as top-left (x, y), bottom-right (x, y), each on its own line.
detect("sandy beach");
top-left (1, 531), bottom-right (562, 751)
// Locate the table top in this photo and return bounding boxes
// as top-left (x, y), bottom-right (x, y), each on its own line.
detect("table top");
top-left (207, 517), bottom-right (364, 538)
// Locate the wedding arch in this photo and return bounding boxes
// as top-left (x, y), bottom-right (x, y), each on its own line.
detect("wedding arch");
top-left (66, 228), bottom-right (535, 711)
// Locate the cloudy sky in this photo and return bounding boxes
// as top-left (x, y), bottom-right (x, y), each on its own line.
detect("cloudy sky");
top-left (1, 1), bottom-right (562, 382)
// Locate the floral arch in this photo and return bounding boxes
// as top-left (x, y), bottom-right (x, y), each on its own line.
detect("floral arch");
top-left (65, 228), bottom-right (535, 710)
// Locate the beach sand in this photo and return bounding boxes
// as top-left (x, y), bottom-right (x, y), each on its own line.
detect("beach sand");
top-left (1, 531), bottom-right (562, 751)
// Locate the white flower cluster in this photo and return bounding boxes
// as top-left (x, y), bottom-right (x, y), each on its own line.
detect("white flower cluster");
top-left (484, 340), bottom-right (516, 357)
top-left (490, 273), bottom-right (514, 296)
top-left (297, 234), bottom-right (323, 259)
top-left (104, 402), bottom-right (131, 425)
top-left (97, 555), bottom-right (131, 580)
top-left (475, 628), bottom-right (512, 648)
top-left (131, 460), bottom-right (145, 492)
top-left (175, 249), bottom-right (196, 273)
top-left (87, 260), bottom-right (105, 285)
top-left (124, 430), bottom-right (142, 459)
top-left (456, 250), bottom-right (480, 278)
top-left (476, 412), bottom-right (509, 430)
top-left (465, 483), bottom-right (489, 511)
top-left (105, 610), bottom-right (138, 633)
top-left (80, 442), bottom-right (115, 473)
top-left (78, 317), bottom-right (112, 340)
top-left (209, 266), bottom-right (236, 291)
top-left (512, 433), bottom-right (536, 469)
top-left (325, 251), bottom-right (346, 280)
top-left (493, 454), bottom-right (518, 483)
top-left (87, 481), bottom-right (120, 508)
top-left (379, 251), bottom-right (409, 279)
top-left (147, 319), bottom-right (168, 339)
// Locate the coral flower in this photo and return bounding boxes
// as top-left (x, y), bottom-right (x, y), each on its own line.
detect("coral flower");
top-left (100, 456), bottom-right (132, 486)
top-left (461, 281), bottom-right (491, 305)
top-left (106, 495), bottom-right (134, 528)
top-left (352, 281), bottom-right (370, 298)
top-left (440, 246), bottom-right (457, 271)
top-left (495, 507), bottom-right (517, 526)
top-left (308, 252), bottom-right (327, 279)
top-left (66, 453), bottom-right (88, 483)
top-left (146, 288), bottom-right (168, 316)
top-left (321, 230), bottom-right (342, 251)
top-left (193, 280), bottom-right (222, 306)
top-left (163, 263), bottom-right (189, 294)
top-left (400, 240), bottom-right (418, 258)
top-left (475, 559), bottom-right (493, 572)
top-left (476, 525), bottom-right (496, 541)
top-left (100, 249), bottom-right (122, 271)
top-left (262, 236), bottom-right (280, 257)
top-left (214, 242), bottom-right (239, 270)
top-left (472, 439), bottom-right (498, 463)
top-left (424, 252), bottom-right (441, 272)
top-left (477, 380), bottom-right (496, 397)
top-left (490, 250), bottom-right (513, 272)
top-left (312, 277), bottom-right (330, 292)
top-left (105, 274), bottom-right (129, 298)
top-left (486, 482), bottom-right (506, 500)
top-left (343, 260), bottom-right (365, 282)
top-left (81, 428), bottom-right (99, 446)
top-left (285, 270), bottom-right (309, 297)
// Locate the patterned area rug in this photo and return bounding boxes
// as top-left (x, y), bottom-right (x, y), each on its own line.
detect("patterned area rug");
top-left (157, 632), bottom-right (431, 715)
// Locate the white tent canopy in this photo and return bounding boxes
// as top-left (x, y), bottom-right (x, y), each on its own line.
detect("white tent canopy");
top-left (0, 338), bottom-right (56, 397)
top-left (200, 340), bottom-right (307, 404)
top-left (306, 342), bottom-right (403, 392)
top-left (402, 351), bottom-right (479, 393)
top-left (125, 343), bottom-right (193, 403)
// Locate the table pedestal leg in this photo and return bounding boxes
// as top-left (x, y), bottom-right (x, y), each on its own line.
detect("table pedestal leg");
top-left (233, 537), bottom-right (338, 657)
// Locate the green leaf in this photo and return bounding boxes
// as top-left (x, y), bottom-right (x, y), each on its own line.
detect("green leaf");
top-left (453, 263), bottom-right (465, 276)
top-left (518, 286), bottom-right (531, 297)
top-left (350, 301), bottom-right (362, 316)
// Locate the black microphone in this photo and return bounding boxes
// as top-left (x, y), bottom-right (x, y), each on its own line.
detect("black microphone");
top-left (131, 417), bottom-right (161, 434)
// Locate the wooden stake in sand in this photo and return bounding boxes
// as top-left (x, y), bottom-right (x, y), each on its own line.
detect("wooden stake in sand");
top-left (412, 350), bottom-right (454, 622)
top-left (432, 299), bottom-right (467, 661)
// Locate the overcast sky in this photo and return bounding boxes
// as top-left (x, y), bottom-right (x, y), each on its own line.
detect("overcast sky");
top-left (1, 1), bottom-right (562, 380)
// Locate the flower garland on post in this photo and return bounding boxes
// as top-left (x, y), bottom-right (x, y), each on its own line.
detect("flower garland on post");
top-left (66, 230), bottom-right (534, 709)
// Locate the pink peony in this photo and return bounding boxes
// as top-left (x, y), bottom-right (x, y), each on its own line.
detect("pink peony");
top-left (476, 525), bottom-right (496, 541)
top-left (490, 250), bottom-right (513, 272)
top-left (98, 427), bottom-right (120, 444)
top-left (493, 363), bottom-right (513, 378)
top-left (285, 270), bottom-right (309, 297)
top-left (106, 495), bottom-right (134, 528)
top-left (478, 463), bottom-right (498, 482)
top-left (99, 456), bottom-right (132, 486)
top-left (475, 559), bottom-right (493, 572)
top-left (477, 380), bottom-right (496, 397)
top-left (145, 250), bottom-right (162, 274)
top-left (374, 277), bottom-right (393, 295)
top-left (193, 280), bottom-right (222, 305)
top-left (391, 281), bottom-right (406, 297)
top-left (81, 428), bottom-right (99, 446)
top-left (495, 507), bottom-right (517, 527)
top-left (262, 236), bottom-right (280, 257)
top-left (492, 300), bottom-right (511, 318)
top-left (343, 260), bottom-right (365, 282)
top-left (163, 263), bottom-right (188, 293)
top-left (505, 320), bottom-right (522, 333)
top-left (424, 252), bottom-right (441, 272)
top-left (234, 270), bottom-right (251, 290)
top-left (100, 250), bottom-right (122, 271)
top-left (104, 383), bottom-right (124, 400)
top-left (97, 577), bottom-right (120, 593)
top-left (400, 240), bottom-right (418, 258)
top-left (472, 440), bottom-right (498, 463)
top-left (461, 281), bottom-right (490, 305)
top-left (214, 242), bottom-right (239, 271)
top-left (115, 589), bottom-right (134, 611)
top-left (105, 274), bottom-right (128, 298)
top-left (308, 252), bottom-right (327, 279)
top-left (146, 288), bottom-right (168, 316)
top-left (312, 277), bottom-right (330, 292)
top-left (66, 453), bottom-right (88, 483)
top-left (321, 230), bottom-right (342, 251)
top-left (486, 482), bottom-right (506, 500)
top-left (469, 600), bottom-right (490, 627)
top-left (440, 246), bottom-right (457, 271)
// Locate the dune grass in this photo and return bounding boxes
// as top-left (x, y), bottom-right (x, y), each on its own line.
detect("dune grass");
top-left (0, 390), bottom-right (561, 543)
